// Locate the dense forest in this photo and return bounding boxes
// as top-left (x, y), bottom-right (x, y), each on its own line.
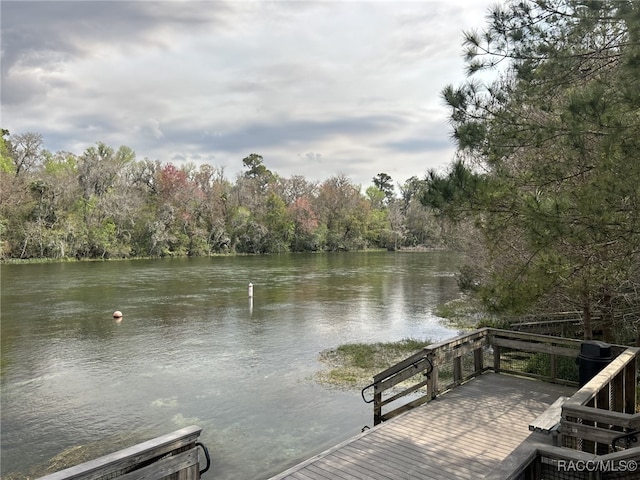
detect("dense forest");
top-left (0, 133), bottom-right (447, 259)
top-left (422, 0), bottom-right (640, 342)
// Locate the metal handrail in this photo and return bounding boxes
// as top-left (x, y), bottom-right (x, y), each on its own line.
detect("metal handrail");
top-left (361, 355), bottom-right (432, 404)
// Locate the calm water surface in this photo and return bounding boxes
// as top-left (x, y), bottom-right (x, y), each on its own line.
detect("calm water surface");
top-left (1, 252), bottom-right (462, 479)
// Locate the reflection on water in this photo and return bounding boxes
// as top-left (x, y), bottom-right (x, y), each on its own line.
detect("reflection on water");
top-left (1, 252), bottom-right (462, 479)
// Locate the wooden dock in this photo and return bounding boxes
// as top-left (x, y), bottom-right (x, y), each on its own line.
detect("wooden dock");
top-left (269, 373), bottom-right (575, 480)
top-left (34, 328), bottom-right (639, 480)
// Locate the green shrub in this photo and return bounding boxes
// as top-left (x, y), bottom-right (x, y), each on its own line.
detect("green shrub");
top-left (525, 353), bottom-right (578, 382)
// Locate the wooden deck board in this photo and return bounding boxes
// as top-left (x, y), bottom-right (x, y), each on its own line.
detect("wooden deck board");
top-left (357, 430), bottom-right (488, 474)
top-left (329, 451), bottom-right (395, 480)
top-left (331, 447), bottom-right (395, 474)
top-left (269, 373), bottom-right (575, 480)
top-left (340, 442), bottom-right (436, 480)
top-left (287, 472), bottom-right (318, 480)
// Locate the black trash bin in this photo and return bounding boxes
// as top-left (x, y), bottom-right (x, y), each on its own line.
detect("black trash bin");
top-left (576, 340), bottom-right (613, 387)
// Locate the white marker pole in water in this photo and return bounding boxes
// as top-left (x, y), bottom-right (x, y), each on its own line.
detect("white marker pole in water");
top-left (248, 283), bottom-right (254, 315)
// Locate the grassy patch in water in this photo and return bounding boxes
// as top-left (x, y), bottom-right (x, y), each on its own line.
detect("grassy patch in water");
top-left (335, 339), bottom-right (430, 368)
top-left (317, 338), bottom-right (431, 388)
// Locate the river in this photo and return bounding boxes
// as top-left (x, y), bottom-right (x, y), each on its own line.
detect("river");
top-left (1, 251), bottom-right (462, 479)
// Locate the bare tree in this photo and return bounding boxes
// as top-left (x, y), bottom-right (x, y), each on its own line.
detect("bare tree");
top-left (9, 132), bottom-right (43, 176)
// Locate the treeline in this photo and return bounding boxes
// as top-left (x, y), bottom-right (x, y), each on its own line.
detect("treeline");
top-left (0, 135), bottom-right (447, 259)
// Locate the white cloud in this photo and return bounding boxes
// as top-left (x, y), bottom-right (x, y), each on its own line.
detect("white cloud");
top-left (1, 0), bottom-right (500, 187)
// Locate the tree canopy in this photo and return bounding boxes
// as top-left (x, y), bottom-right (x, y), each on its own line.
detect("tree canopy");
top-left (0, 136), bottom-right (445, 260)
top-left (425, 0), bottom-right (640, 341)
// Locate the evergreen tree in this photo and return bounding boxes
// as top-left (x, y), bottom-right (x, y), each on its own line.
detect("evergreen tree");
top-left (434, 0), bottom-right (640, 341)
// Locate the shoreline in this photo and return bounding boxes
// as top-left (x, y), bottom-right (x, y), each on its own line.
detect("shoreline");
top-left (0, 246), bottom-right (446, 265)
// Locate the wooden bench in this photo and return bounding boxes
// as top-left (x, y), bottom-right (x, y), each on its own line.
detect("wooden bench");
top-left (529, 396), bottom-right (569, 445)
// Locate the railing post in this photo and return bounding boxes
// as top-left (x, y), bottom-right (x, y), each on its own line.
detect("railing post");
top-left (183, 456), bottom-right (199, 480)
top-left (624, 356), bottom-right (637, 414)
top-left (613, 369), bottom-right (624, 413)
top-left (550, 354), bottom-right (557, 382)
top-left (493, 345), bottom-right (501, 373)
top-left (453, 355), bottom-right (462, 385)
top-left (474, 346), bottom-right (484, 375)
top-left (427, 352), bottom-right (438, 400)
top-left (373, 384), bottom-right (382, 426)
top-left (596, 383), bottom-right (610, 411)
top-left (529, 454), bottom-right (542, 480)
top-left (596, 383), bottom-right (611, 455)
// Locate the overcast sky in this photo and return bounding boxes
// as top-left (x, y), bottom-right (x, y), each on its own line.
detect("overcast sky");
top-left (1, 0), bottom-right (499, 188)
